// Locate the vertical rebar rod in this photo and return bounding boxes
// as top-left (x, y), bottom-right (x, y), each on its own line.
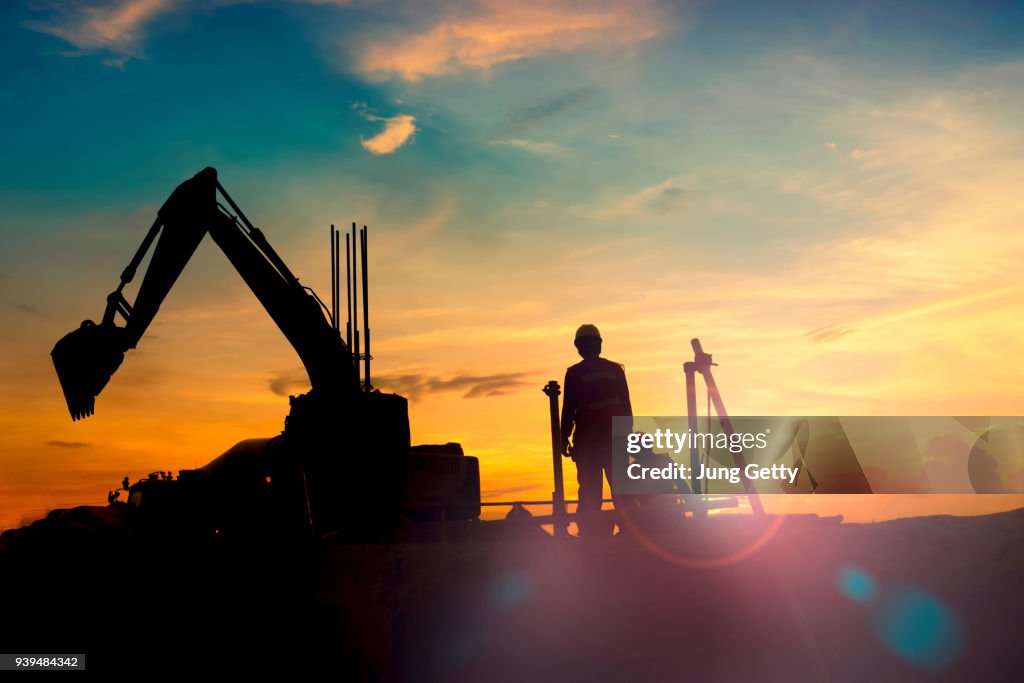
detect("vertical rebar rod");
top-left (345, 233), bottom-right (352, 348)
top-left (361, 225), bottom-right (370, 391)
top-left (352, 222), bottom-right (360, 386)
top-left (330, 225), bottom-right (336, 330)
top-left (335, 227), bottom-right (341, 333)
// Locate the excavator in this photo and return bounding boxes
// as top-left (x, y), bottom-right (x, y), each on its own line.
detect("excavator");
top-left (50, 167), bottom-right (479, 542)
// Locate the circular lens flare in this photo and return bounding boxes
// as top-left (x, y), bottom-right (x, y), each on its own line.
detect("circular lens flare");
top-left (616, 501), bottom-right (786, 569)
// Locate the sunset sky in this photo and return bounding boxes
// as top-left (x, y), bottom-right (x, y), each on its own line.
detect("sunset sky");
top-left (2, 0), bottom-right (1024, 530)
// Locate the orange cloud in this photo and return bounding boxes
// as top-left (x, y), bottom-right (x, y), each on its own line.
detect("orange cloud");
top-left (355, 0), bottom-right (671, 81)
top-left (361, 114), bottom-right (417, 155)
top-left (23, 0), bottom-right (176, 62)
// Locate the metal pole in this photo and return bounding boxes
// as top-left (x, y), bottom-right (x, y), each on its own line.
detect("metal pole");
top-left (330, 225), bottom-right (336, 330)
top-left (361, 226), bottom-right (370, 391)
top-left (543, 381), bottom-right (567, 537)
top-left (345, 233), bottom-right (352, 349)
top-left (352, 222), bottom-right (360, 386)
top-left (338, 227), bottom-right (343, 331)
top-left (684, 361), bottom-right (701, 490)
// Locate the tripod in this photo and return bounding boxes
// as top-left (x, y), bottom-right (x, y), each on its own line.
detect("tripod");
top-left (684, 338), bottom-right (765, 516)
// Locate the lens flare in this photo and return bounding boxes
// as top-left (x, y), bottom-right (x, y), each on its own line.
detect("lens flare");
top-left (617, 505), bottom-right (786, 569)
top-left (836, 565), bottom-right (878, 604)
top-left (873, 585), bottom-right (963, 669)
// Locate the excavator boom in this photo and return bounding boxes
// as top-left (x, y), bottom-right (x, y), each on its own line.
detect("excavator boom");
top-left (52, 167), bottom-right (358, 420)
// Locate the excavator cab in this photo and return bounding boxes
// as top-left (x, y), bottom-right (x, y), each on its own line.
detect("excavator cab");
top-left (52, 320), bottom-right (126, 421)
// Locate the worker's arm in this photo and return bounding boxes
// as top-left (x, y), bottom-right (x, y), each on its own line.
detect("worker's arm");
top-left (618, 365), bottom-right (634, 437)
top-left (560, 369), bottom-right (575, 456)
top-left (620, 365), bottom-right (633, 417)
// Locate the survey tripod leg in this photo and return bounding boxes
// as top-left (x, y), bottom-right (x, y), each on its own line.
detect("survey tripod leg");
top-left (685, 364), bottom-right (701, 490)
top-left (686, 339), bottom-right (766, 516)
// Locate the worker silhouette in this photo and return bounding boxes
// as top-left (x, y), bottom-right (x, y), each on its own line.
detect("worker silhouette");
top-left (560, 324), bottom-right (632, 538)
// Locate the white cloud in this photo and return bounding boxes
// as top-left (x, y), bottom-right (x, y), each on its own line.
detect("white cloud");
top-left (361, 114), bottom-right (417, 155)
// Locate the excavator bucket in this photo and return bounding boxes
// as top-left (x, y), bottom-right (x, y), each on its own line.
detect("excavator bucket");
top-left (51, 321), bottom-right (126, 421)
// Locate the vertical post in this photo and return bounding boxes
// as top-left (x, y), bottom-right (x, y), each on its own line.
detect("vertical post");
top-left (543, 381), bottom-right (567, 537)
top-left (345, 233), bottom-right (352, 349)
top-left (684, 361), bottom-right (701, 492)
top-left (330, 225), bottom-right (337, 331)
top-left (334, 228), bottom-right (341, 333)
top-left (361, 225), bottom-right (370, 391)
top-left (352, 222), bottom-right (360, 386)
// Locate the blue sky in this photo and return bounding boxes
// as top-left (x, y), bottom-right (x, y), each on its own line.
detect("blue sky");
top-left (3, 1), bottom-right (1020, 206)
top-left (2, 0), bottom-right (1024, 526)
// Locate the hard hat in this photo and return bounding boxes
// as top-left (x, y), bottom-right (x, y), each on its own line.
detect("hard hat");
top-left (574, 324), bottom-right (601, 342)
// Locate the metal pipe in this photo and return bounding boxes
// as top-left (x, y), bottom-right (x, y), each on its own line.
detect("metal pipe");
top-left (336, 229), bottom-right (341, 333)
top-left (352, 222), bottom-right (360, 386)
top-left (684, 362), bottom-right (700, 488)
top-left (330, 225), bottom-right (336, 330)
top-left (479, 499), bottom-right (612, 506)
top-left (338, 231), bottom-right (342, 330)
top-left (542, 380), bottom-right (567, 537)
top-left (361, 226), bottom-right (370, 391)
top-left (345, 233), bottom-right (351, 348)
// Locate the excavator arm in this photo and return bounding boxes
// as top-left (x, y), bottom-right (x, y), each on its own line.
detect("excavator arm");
top-left (52, 167), bottom-right (358, 420)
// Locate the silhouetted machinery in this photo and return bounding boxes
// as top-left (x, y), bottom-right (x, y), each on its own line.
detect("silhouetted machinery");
top-left (51, 167), bottom-right (480, 541)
